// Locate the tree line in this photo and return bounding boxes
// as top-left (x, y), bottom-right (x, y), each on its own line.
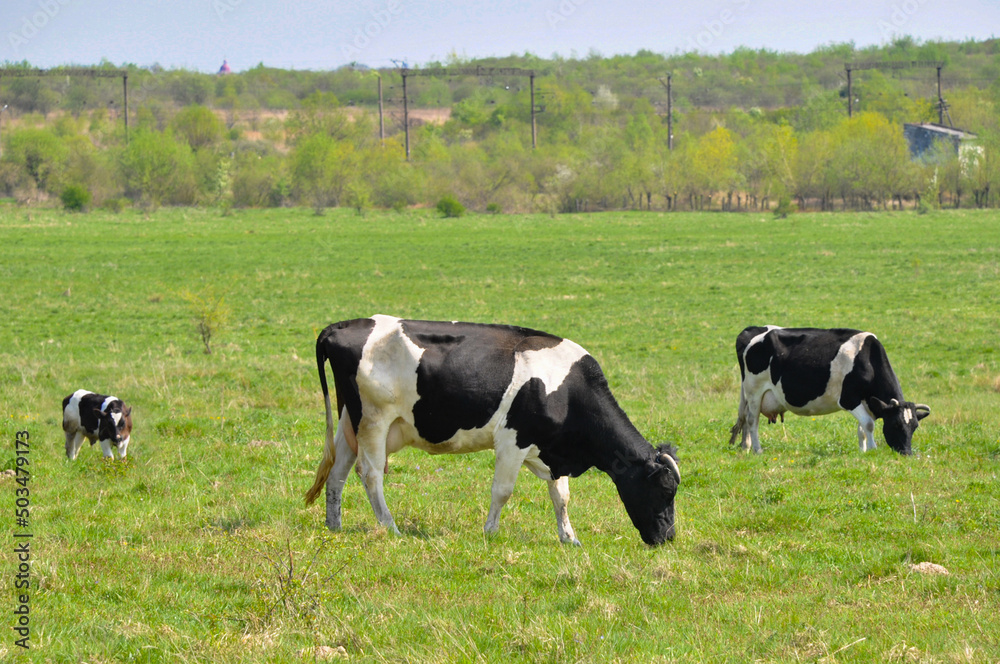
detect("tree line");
top-left (1, 37), bottom-right (999, 213)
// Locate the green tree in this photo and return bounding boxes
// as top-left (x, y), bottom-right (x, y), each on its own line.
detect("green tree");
top-left (170, 105), bottom-right (225, 150)
top-left (289, 131), bottom-right (359, 211)
top-left (691, 126), bottom-right (739, 209)
top-left (794, 130), bottom-right (837, 210)
top-left (119, 129), bottom-right (197, 208)
top-left (2, 127), bottom-right (67, 193)
top-left (828, 112), bottom-right (914, 209)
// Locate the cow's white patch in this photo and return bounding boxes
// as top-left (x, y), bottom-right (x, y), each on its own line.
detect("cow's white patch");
top-left (903, 407), bottom-right (913, 424)
top-left (100, 395), bottom-right (120, 414)
top-left (514, 338), bottom-right (589, 396)
top-left (359, 315), bottom-right (423, 411)
top-left (63, 389), bottom-right (92, 430)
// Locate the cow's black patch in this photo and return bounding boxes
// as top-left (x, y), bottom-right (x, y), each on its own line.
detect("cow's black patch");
top-left (318, 317), bottom-right (377, 430)
top-left (402, 320), bottom-right (562, 444)
top-left (506, 354), bottom-right (645, 479)
top-left (736, 326), bottom-right (771, 379)
top-left (755, 328), bottom-right (859, 408)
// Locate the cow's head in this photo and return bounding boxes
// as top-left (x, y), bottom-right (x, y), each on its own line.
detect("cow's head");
top-left (95, 402), bottom-right (133, 450)
top-left (615, 444), bottom-right (680, 546)
top-left (870, 397), bottom-right (930, 455)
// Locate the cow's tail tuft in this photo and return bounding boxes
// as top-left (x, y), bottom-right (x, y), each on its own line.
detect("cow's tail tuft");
top-left (728, 419), bottom-right (744, 446)
top-left (305, 332), bottom-right (338, 505)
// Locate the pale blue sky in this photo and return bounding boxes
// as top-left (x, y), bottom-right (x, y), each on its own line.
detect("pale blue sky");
top-left (2, 0), bottom-right (997, 72)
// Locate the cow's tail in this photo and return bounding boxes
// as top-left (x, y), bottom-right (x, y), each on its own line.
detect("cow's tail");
top-left (305, 332), bottom-right (338, 505)
top-left (728, 386), bottom-right (746, 446)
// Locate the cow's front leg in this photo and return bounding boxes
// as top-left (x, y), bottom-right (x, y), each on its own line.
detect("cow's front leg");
top-left (546, 476), bottom-right (581, 546)
top-left (485, 434), bottom-right (529, 535)
top-left (325, 416), bottom-right (358, 531)
top-left (849, 404), bottom-right (877, 452)
top-left (523, 459), bottom-right (580, 545)
top-left (98, 438), bottom-right (115, 459)
top-left (355, 421), bottom-right (400, 535)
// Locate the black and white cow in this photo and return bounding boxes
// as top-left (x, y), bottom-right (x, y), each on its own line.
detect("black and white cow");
top-left (62, 389), bottom-right (133, 460)
top-left (304, 315), bottom-right (680, 546)
top-left (729, 326), bottom-right (930, 455)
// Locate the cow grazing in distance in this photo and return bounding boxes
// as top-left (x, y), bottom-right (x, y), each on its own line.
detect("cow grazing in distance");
top-left (305, 315), bottom-right (680, 546)
top-left (729, 326), bottom-right (930, 455)
top-left (62, 389), bottom-right (133, 460)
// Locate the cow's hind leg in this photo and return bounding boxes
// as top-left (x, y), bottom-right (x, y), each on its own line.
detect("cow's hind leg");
top-left (355, 419), bottom-right (400, 535)
top-left (65, 430), bottom-right (85, 460)
top-left (484, 434), bottom-right (529, 535)
top-left (744, 395), bottom-right (764, 453)
top-left (325, 419), bottom-right (358, 531)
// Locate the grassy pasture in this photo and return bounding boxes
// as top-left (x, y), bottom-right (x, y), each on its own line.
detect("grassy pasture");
top-left (1, 205), bottom-right (999, 663)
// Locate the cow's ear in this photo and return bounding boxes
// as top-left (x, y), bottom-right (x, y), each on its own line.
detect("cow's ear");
top-left (915, 403), bottom-right (930, 420)
top-left (124, 406), bottom-right (132, 417)
top-left (868, 397), bottom-right (890, 417)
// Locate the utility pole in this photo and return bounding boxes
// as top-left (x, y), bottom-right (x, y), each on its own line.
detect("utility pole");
top-left (666, 73), bottom-right (673, 151)
top-left (400, 66), bottom-right (537, 157)
top-left (847, 67), bottom-right (853, 118)
top-left (123, 74), bottom-right (129, 144)
top-left (530, 73), bottom-right (536, 149)
top-left (936, 65), bottom-right (943, 125)
top-left (844, 61), bottom-right (945, 119)
top-left (0, 104), bottom-right (7, 160)
top-left (377, 75), bottom-right (384, 146)
top-left (658, 75), bottom-right (674, 150)
top-left (402, 70), bottom-right (410, 160)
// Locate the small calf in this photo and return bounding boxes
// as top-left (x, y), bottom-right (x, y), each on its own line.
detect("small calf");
top-left (62, 389), bottom-right (133, 460)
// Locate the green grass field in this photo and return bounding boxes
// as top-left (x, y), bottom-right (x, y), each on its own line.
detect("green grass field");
top-left (1, 205), bottom-right (998, 663)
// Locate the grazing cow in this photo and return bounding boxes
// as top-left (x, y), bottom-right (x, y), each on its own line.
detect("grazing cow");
top-left (729, 326), bottom-right (930, 455)
top-left (305, 315), bottom-right (680, 546)
top-left (62, 389), bottom-right (133, 460)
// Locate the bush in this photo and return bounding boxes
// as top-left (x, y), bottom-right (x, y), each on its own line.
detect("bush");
top-left (436, 195), bottom-right (465, 218)
top-left (773, 195), bottom-right (796, 219)
top-left (119, 129), bottom-right (197, 208)
top-left (60, 184), bottom-right (91, 211)
top-left (486, 202), bottom-right (502, 214)
top-left (102, 197), bottom-right (130, 213)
